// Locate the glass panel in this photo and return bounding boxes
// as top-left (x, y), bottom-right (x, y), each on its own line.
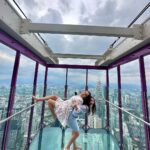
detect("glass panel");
top-left (109, 68), bottom-right (120, 143)
top-left (40, 34), bottom-right (115, 55)
top-left (88, 70), bottom-right (106, 128)
top-left (6, 55), bottom-right (35, 150)
top-left (122, 111), bottom-right (145, 149)
top-left (29, 127), bottom-right (119, 150)
top-left (144, 55), bottom-right (150, 121)
top-left (121, 60), bottom-right (145, 149)
top-left (67, 69), bottom-right (86, 98)
top-left (64, 128), bottom-right (119, 150)
top-left (29, 127), bottom-right (62, 150)
top-left (44, 68), bottom-right (66, 126)
top-left (0, 44), bottom-right (16, 147)
top-left (32, 65), bottom-right (45, 136)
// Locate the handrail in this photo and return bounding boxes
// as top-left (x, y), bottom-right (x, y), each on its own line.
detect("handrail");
top-left (1, 98), bottom-right (150, 127)
top-left (0, 102), bottom-right (38, 124)
top-left (110, 2), bottom-right (150, 48)
top-left (101, 99), bottom-right (150, 126)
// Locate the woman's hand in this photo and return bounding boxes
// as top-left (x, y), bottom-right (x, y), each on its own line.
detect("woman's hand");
top-left (73, 104), bottom-right (80, 112)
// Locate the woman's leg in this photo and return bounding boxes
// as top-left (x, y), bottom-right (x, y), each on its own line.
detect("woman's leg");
top-left (48, 99), bottom-right (57, 119)
top-left (65, 131), bottom-right (79, 150)
top-left (33, 95), bottom-right (58, 102)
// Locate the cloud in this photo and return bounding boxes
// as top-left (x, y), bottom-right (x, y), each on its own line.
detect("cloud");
top-left (1, 0), bottom-right (150, 86)
top-left (38, 8), bottom-right (63, 24)
top-left (15, 0), bottom-right (149, 57)
top-left (108, 59), bottom-right (150, 85)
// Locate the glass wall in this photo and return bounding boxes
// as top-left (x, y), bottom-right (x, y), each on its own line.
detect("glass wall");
top-left (0, 44), bottom-right (16, 147)
top-left (121, 60), bottom-right (145, 149)
top-left (67, 69), bottom-right (86, 98)
top-left (109, 68), bottom-right (120, 143)
top-left (31, 64), bottom-right (45, 136)
top-left (44, 68), bottom-right (66, 126)
top-left (88, 70), bottom-right (106, 128)
top-left (67, 69), bottom-right (86, 128)
top-left (6, 55), bottom-right (35, 150)
top-left (144, 55), bottom-right (150, 121)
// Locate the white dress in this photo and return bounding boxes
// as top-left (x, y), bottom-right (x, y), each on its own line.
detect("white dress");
top-left (55, 95), bottom-right (83, 127)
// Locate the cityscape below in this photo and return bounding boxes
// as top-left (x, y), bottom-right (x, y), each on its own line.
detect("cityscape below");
top-left (0, 80), bottom-right (148, 150)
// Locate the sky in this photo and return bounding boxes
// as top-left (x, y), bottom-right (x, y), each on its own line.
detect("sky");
top-left (0, 0), bottom-right (150, 87)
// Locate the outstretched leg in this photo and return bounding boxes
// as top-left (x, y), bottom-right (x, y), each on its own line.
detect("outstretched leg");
top-left (64, 131), bottom-right (79, 150)
top-left (32, 95), bottom-right (58, 102)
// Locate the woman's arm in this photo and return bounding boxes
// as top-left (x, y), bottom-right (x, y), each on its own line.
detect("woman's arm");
top-left (32, 95), bottom-right (58, 102)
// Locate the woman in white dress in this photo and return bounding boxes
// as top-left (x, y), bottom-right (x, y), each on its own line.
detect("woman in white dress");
top-left (32, 90), bottom-right (96, 150)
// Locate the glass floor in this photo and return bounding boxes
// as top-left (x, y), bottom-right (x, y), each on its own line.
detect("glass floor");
top-left (29, 126), bottom-right (119, 150)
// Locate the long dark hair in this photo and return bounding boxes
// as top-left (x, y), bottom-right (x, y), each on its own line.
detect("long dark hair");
top-left (90, 97), bottom-right (96, 115)
top-left (82, 91), bottom-right (91, 111)
top-left (82, 91), bottom-right (96, 115)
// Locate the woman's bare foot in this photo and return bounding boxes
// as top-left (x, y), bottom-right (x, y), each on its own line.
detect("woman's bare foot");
top-left (32, 96), bottom-right (42, 102)
top-left (32, 96), bottom-right (39, 101)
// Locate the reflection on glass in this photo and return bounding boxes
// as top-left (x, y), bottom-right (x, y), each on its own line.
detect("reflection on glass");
top-left (32, 64), bottom-right (45, 136)
top-left (44, 68), bottom-right (66, 126)
top-left (0, 44), bottom-right (16, 147)
top-left (121, 60), bottom-right (145, 149)
top-left (6, 54), bottom-right (35, 150)
top-left (88, 70), bottom-right (106, 129)
top-left (144, 55), bottom-right (150, 121)
top-left (109, 68), bottom-right (120, 143)
top-left (68, 69), bottom-right (86, 98)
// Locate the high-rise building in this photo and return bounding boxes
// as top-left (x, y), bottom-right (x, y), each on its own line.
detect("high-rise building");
top-left (88, 114), bottom-right (102, 128)
top-left (95, 80), bottom-right (105, 127)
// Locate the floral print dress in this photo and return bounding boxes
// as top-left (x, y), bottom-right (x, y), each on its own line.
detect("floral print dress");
top-left (55, 95), bottom-right (83, 127)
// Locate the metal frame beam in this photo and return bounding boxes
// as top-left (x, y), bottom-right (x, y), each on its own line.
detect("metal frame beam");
top-left (85, 69), bottom-right (88, 90)
top-left (96, 18), bottom-right (150, 66)
top-left (47, 64), bottom-right (107, 70)
top-left (40, 67), bottom-right (48, 128)
top-left (64, 68), bottom-right (68, 99)
top-left (20, 20), bottom-right (142, 39)
top-left (1, 51), bottom-right (20, 150)
top-left (0, 30), bottom-right (46, 66)
top-left (0, 0), bottom-right (58, 64)
top-left (108, 44), bottom-right (150, 69)
top-left (26, 62), bottom-right (39, 149)
top-left (53, 53), bottom-right (102, 60)
top-left (106, 69), bottom-right (110, 130)
top-left (139, 56), bottom-right (150, 150)
top-left (117, 66), bottom-right (123, 150)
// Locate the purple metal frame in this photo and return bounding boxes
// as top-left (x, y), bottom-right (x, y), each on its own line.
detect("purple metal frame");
top-left (117, 66), bottom-right (123, 150)
top-left (64, 68), bottom-right (68, 99)
top-left (109, 44), bottom-right (150, 69)
top-left (26, 62), bottom-right (39, 148)
top-left (1, 23), bottom-right (150, 149)
top-left (1, 51), bottom-right (20, 150)
top-left (85, 69), bottom-right (88, 90)
top-left (106, 69), bottom-right (110, 129)
top-left (47, 64), bottom-right (107, 70)
top-left (40, 67), bottom-right (48, 128)
top-left (139, 56), bottom-right (150, 150)
top-left (0, 30), bottom-right (46, 66)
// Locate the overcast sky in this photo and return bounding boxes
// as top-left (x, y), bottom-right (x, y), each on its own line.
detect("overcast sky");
top-left (0, 0), bottom-right (150, 87)
top-left (14, 0), bottom-right (150, 56)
